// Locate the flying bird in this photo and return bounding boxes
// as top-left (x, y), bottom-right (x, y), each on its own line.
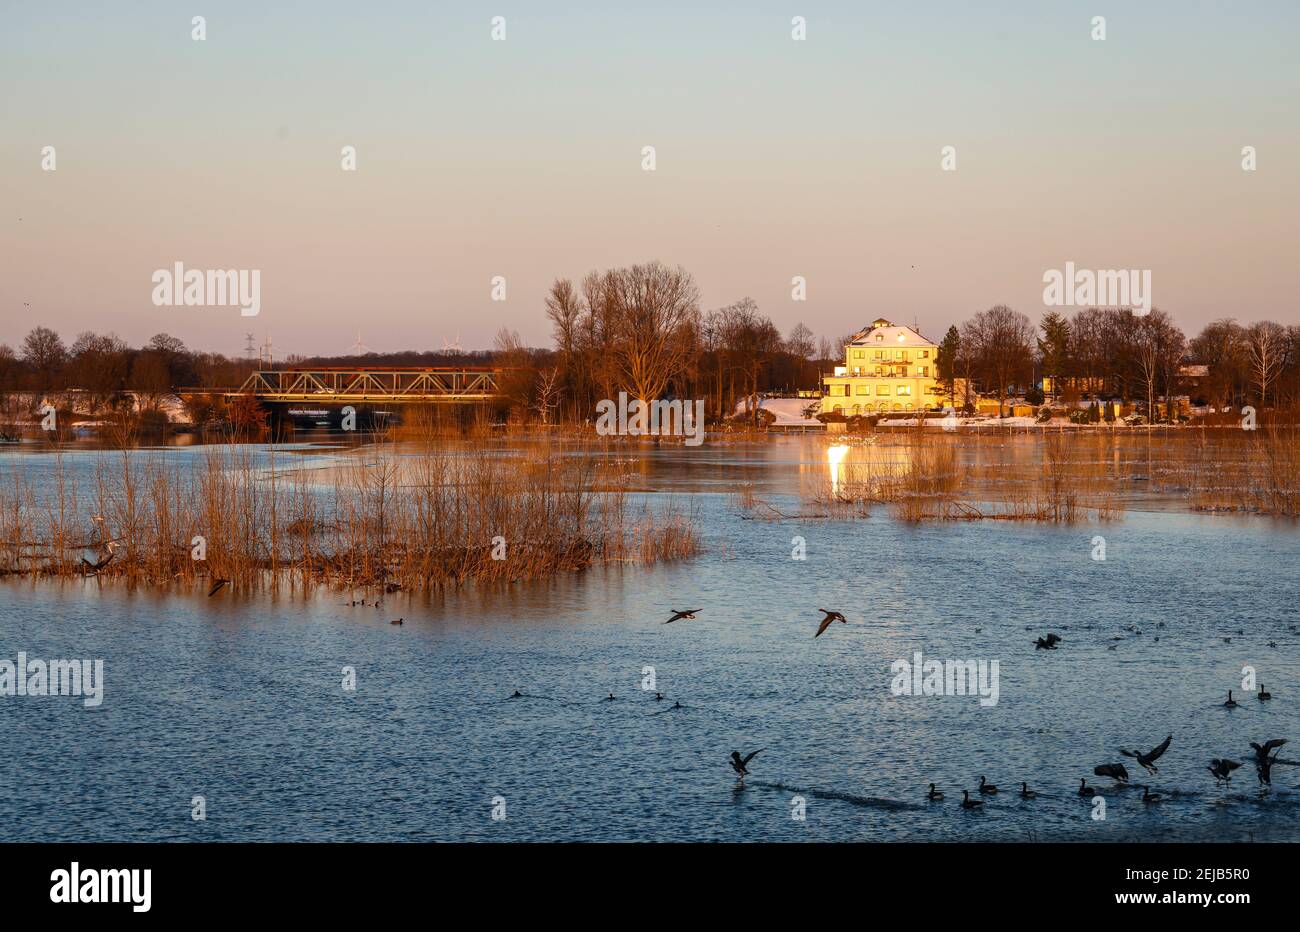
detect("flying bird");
top-left (815, 609), bottom-right (847, 638)
top-left (1034, 633), bottom-right (1061, 650)
top-left (80, 550), bottom-right (115, 576)
top-left (1119, 735), bottom-right (1172, 775)
top-left (1207, 759), bottom-right (1242, 784)
top-left (664, 609), bottom-right (701, 624)
top-left (729, 749), bottom-right (763, 783)
top-left (207, 578), bottom-right (230, 597)
top-left (1094, 763), bottom-right (1130, 783)
top-left (1250, 739), bottom-right (1287, 763)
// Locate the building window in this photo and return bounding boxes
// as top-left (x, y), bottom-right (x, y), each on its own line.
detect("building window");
top-left (855, 384), bottom-right (868, 395)
top-left (921, 350), bottom-right (929, 358)
top-left (853, 350), bottom-right (864, 360)
top-left (897, 385), bottom-right (912, 396)
top-left (876, 385), bottom-right (890, 396)
top-left (919, 366), bottom-right (928, 377)
top-left (875, 334), bottom-right (883, 341)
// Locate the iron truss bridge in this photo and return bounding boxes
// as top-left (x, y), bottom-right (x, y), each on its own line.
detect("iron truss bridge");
top-left (225, 366), bottom-right (504, 404)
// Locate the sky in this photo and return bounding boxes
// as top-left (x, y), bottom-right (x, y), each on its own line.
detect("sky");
top-left (2, 1), bottom-right (1298, 359)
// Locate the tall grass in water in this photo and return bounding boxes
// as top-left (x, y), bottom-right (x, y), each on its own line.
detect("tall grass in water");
top-left (0, 437), bottom-right (698, 593)
top-left (1187, 426), bottom-right (1300, 516)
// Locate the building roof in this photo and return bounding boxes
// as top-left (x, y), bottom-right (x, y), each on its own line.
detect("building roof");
top-left (846, 319), bottom-right (934, 348)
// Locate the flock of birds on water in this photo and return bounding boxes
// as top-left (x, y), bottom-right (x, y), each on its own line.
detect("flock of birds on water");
top-left (510, 608), bottom-right (1297, 812)
top-left (150, 575), bottom-right (1295, 817)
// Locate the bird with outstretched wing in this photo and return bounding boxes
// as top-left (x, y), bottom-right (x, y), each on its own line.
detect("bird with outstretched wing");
top-left (1120, 734), bottom-right (1172, 774)
top-left (815, 610), bottom-right (846, 638)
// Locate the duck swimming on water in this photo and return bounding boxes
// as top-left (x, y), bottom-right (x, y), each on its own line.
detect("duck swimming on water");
top-left (1224, 691), bottom-right (1239, 708)
top-left (1078, 778), bottom-right (1096, 797)
top-left (978, 776), bottom-right (998, 795)
top-left (927, 783), bottom-right (944, 801)
top-left (1019, 782), bottom-right (1036, 799)
top-left (960, 790), bottom-right (983, 809)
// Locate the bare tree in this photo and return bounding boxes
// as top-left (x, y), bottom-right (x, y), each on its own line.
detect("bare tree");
top-left (1247, 320), bottom-right (1286, 408)
top-left (532, 367), bottom-right (561, 425)
top-left (1125, 310), bottom-right (1185, 422)
top-left (607, 261), bottom-right (700, 404)
top-left (961, 305), bottom-right (1034, 415)
top-left (21, 326), bottom-right (67, 391)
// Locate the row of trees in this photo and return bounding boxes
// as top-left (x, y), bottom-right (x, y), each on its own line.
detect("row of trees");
top-left (934, 307), bottom-right (1300, 417)
top-left (536, 261), bottom-right (825, 425)
top-left (4, 271), bottom-right (1296, 426)
top-left (0, 327), bottom-right (257, 408)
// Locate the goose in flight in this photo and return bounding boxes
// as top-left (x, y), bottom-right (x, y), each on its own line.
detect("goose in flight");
top-left (664, 609), bottom-right (701, 624)
top-left (80, 548), bottom-right (116, 576)
top-left (1250, 739), bottom-right (1287, 763)
top-left (815, 609), bottom-right (847, 638)
top-left (1034, 633), bottom-right (1062, 650)
top-left (1207, 759), bottom-right (1242, 784)
top-left (729, 749), bottom-right (763, 783)
top-left (960, 790), bottom-right (983, 809)
top-left (1120, 735), bottom-right (1172, 775)
top-left (1094, 763), bottom-right (1130, 783)
top-left (207, 578), bottom-right (230, 597)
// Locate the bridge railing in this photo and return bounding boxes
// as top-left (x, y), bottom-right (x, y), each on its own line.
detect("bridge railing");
top-left (190, 367), bottom-right (506, 402)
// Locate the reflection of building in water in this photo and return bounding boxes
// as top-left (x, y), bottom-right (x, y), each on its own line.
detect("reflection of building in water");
top-left (824, 441), bottom-right (912, 498)
top-left (821, 318), bottom-right (962, 415)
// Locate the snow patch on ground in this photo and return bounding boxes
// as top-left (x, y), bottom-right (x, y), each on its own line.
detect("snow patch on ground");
top-left (733, 396), bottom-right (822, 426)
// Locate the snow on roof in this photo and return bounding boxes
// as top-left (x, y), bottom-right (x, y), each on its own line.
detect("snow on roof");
top-left (847, 320), bottom-right (934, 348)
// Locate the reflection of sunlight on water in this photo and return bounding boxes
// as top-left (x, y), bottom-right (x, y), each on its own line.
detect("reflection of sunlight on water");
top-left (827, 444), bottom-right (849, 497)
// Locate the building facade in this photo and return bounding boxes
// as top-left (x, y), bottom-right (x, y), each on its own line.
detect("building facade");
top-left (821, 318), bottom-right (950, 414)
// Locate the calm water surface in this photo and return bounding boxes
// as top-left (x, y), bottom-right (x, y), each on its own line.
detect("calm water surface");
top-left (2, 436), bottom-right (1298, 841)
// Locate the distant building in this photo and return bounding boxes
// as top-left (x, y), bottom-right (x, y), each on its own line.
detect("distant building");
top-left (821, 318), bottom-right (952, 414)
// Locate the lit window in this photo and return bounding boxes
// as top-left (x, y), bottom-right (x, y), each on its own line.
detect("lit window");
top-left (897, 385), bottom-right (912, 396)
top-left (855, 384), bottom-right (868, 395)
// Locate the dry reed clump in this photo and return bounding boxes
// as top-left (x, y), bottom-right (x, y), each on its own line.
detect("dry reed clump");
top-left (1184, 426), bottom-right (1300, 516)
top-left (0, 437), bottom-right (699, 594)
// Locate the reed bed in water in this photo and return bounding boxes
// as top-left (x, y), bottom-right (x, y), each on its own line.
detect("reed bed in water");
top-left (1181, 425), bottom-right (1300, 516)
top-left (0, 438), bottom-right (699, 593)
top-left (805, 431), bottom-right (1122, 523)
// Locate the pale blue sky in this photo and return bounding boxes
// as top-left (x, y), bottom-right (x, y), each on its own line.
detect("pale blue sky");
top-left (2, 1), bottom-right (1297, 356)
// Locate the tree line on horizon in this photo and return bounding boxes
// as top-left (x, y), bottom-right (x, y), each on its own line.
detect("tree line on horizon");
top-left (3, 263), bottom-right (1297, 424)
